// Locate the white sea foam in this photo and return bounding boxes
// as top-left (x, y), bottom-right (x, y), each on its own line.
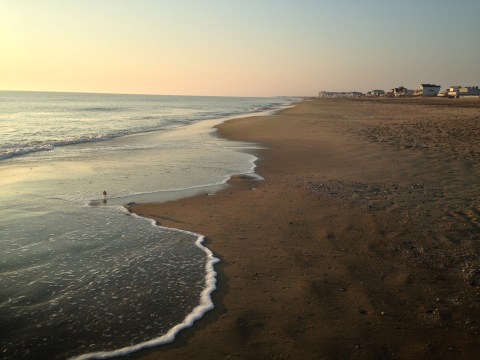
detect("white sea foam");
top-left (69, 225), bottom-right (219, 360)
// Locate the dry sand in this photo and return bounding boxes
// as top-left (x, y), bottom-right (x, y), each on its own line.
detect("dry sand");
top-left (130, 98), bottom-right (480, 359)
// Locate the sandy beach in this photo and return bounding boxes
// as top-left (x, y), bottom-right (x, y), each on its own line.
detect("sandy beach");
top-left (130, 98), bottom-right (480, 359)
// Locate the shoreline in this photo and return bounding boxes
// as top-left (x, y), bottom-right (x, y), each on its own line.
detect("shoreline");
top-left (1, 93), bottom-right (299, 360)
top-left (130, 98), bottom-right (480, 359)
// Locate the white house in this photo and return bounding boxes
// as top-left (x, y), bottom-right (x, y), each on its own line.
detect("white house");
top-left (447, 86), bottom-right (461, 98)
top-left (392, 86), bottom-right (408, 97)
top-left (447, 86), bottom-right (480, 98)
top-left (416, 84), bottom-right (441, 97)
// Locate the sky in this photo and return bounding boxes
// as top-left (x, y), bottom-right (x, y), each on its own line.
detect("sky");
top-left (1, 0), bottom-right (479, 97)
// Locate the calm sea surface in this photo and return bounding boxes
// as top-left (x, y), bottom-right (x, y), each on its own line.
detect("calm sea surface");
top-left (0, 91), bottom-right (295, 359)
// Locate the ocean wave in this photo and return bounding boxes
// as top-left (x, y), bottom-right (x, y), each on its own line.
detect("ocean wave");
top-left (0, 144), bottom-right (56, 160)
top-left (0, 131), bottom-right (133, 161)
top-left (76, 107), bottom-right (125, 112)
top-left (0, 98), bottom-right (296, 162)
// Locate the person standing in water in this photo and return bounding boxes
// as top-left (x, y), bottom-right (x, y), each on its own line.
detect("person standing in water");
top-left (103, 191), bottom-right (107, 203)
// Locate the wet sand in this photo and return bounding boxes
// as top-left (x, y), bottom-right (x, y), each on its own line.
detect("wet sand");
top-left (130, 98), bottom-right (480, 359)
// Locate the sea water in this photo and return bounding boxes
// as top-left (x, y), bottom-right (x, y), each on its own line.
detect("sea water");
top-left (0, 91), bottom-right (295, 359)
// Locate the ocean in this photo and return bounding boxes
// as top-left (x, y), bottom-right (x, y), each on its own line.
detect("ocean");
top-left (0, 91), bottom-right (295, 359)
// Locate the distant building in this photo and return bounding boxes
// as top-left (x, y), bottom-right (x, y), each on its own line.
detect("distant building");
top-left (349, 92), bottom-right (363, 98)
top-left (447, 86), bottom-right (461, 98)
top-left (318, 91), bottom-right (363, 98)
top-left (447, 86), bottom-right (480, 98)
top-left (458, 86), bottom-right (479, 97)
top-left (372, 89), bottom-right (385, 96)
top-left (390, 86), bottom-right (415, 97)
top-left (415, 84), bottom-right (441, 97)
top-left (318, 91), bottom-right (333, 98)
top-left (392, 86), bottom-right (408, 97)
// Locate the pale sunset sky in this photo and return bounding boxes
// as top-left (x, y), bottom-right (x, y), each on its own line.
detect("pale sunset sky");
top-left (1, 0), bottom-right (479, 97)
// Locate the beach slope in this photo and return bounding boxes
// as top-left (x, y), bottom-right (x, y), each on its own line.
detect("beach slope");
top-left (131, 98), bottom-right (480, 359)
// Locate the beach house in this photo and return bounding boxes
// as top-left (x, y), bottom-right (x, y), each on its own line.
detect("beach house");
top-left (392, 87), bottom-right (408, 97)
top-left (447, 86), bottom-right (480, 98)
top-left (415, 84), bottom-right (441, 97)
top-left (372, 89), bottom-right (385, 96)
